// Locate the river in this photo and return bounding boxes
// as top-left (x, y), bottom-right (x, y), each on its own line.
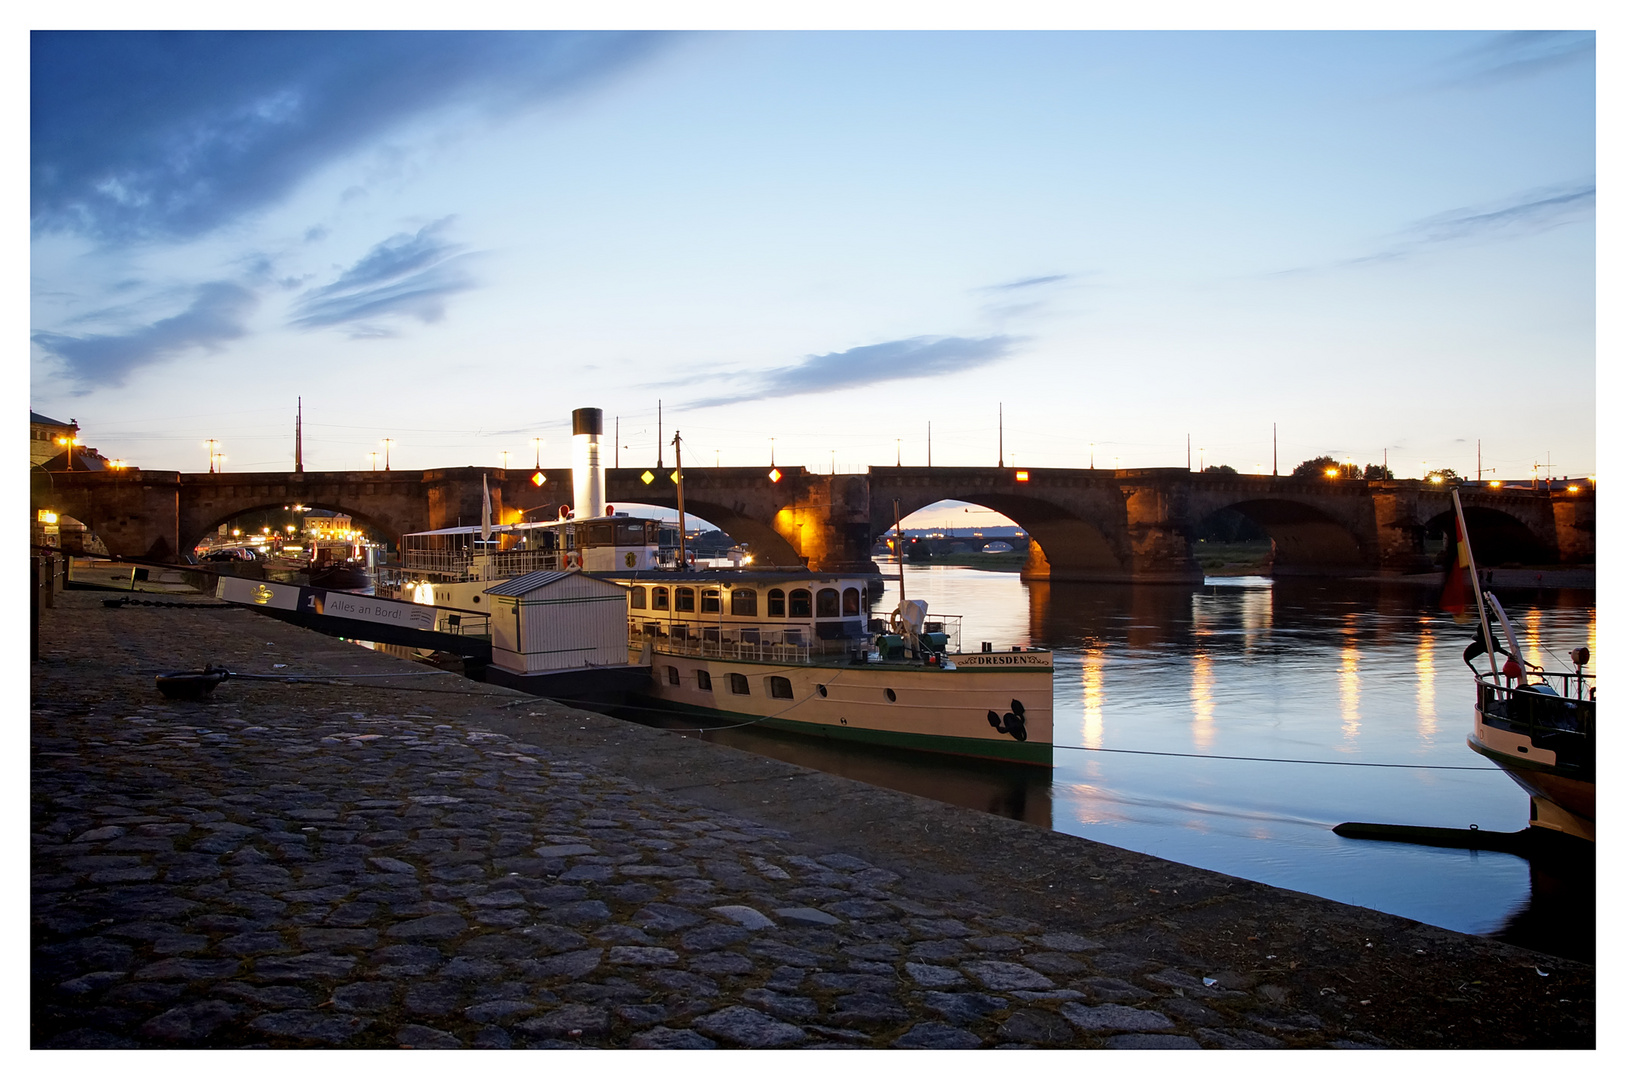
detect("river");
top-left (636, 560), bottom-right (1596, 962)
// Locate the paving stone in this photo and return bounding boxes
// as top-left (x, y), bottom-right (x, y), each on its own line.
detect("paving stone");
top-left (384, 913), bottom-right (468, 940)
top-left (923, 991), bottom-right (1010, 1023)
top-left (634, 902), bottom-right (707, 932)
top-left (647, 969), bottom-right (720, 996)
top-left (609, 946), bottom-right (681, 967)
top-left (254, 953), bottom-right (357, 981)
top-left (892, 1022), bottom-right (984, 1049)
top-left (404, 981), bottom-right (465, 1017)
top-left (998, 1007), bottom-right (1077, 1045)
top-left (905, 962), bottom-right (966, 988)
top-left (519, 1003), bottom-right (611, 1038)
top-left (1079, 977), bottom-right (1154, 1002)
top-left (58, 971), bottom-right (128, 995)
top-left (909, 940), bottom-right (967, 962)
top-left (961, 960), bottom-right (1054, 991)
top-left (741, 988), bottom-right (819, 1020)
top-left (471, 1026), bottom-right (513, 1048)
top-left (679, 946), bottom-right (750, 977)
top-left (629, 1026), bottom-right (718, 1048)
top-left (1103, 1033), bottom-right (1202, 1049)
top-left (525, 948), bottom-right (603, 980)
top-left (217, 982), bottom-right (316, 1008)
top-left (330, 981), bottom-right (396, 1012)
top-left (775, 906), bottom-right (842, 926)
top-left (247, 1010), bottom-right (371, 1044)
top-left (829, 991), bottom-right (909, 1029)
top-left (464, 999), bottom-right (538, 1022)
top-left (711, 904), bottom-right (775, 929)
top-left (1059, 1002), bottom-right (1175, 1032)
top-left (139, 999), bottom-right (241, 1042)
top-left (134, 957), bottom-right (242, 981)
top-left (694, 1005), bottom-right (808, 1047)
top-left (396, 1025), bottom-right (464, 1049)
top-left (1195, 1027), bottom-right (1287, 1049)
top-left (1023, 951), bottom-right (1087, 976)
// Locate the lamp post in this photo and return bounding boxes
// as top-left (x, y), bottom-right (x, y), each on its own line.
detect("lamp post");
top-left (205, 439), bottom-right (220, 473)
top-left (501, 450), bottom-right (510, 471)
top-left (382, 438), bottom-right (394, 471)
top-left (369, 452), bottom-right (378, 471)
top-left (533, 437), bottom-right (543, 469)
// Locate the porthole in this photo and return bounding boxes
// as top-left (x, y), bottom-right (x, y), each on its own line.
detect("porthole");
top-left (885, 688), bottom-right (896, 702)
top-left (817, 684), bottom-right (828, 697)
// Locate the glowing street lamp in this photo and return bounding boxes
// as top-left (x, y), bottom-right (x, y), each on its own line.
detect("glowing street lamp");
top-left (533, 437), bottom-right (543, 469)
top-left (382, 438), bottom-right (395, 471)
top-left (204, 439), bottom-right (221, 473)
top-left (369, 451), bottom-right (378, 471)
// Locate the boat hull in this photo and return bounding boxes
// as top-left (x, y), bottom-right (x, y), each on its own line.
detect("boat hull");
top-left (636, 649), bottom-right (1053, 766)
top-left (1469, 699), bottom-right (1595, 842)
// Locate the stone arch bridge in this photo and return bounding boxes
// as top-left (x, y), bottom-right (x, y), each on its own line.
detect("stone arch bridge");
top-left (40, 465), bottom-right (1592, 584)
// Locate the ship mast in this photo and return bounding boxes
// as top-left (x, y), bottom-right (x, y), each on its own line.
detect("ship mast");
top-left (673, 431), bottom-right (687, 570)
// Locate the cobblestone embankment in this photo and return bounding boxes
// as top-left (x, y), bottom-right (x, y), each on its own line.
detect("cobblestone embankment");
top-left (31, 591), bottom-right (1594, 1049)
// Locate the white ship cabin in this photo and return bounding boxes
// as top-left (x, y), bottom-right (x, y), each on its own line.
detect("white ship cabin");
top-left (391, 515), bottom-right (667, 610)
top-left (616, 571), bottom-right (962, 661)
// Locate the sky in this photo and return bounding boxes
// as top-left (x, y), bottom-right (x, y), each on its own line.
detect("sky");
top-left (28, 22), bottom-right (1598, 487)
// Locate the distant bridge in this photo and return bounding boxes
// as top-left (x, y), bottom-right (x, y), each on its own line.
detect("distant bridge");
top-left (40, 465), bottom-right (1593, 584)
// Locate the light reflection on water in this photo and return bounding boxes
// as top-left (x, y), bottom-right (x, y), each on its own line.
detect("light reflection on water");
top-left (653, 559), bottom-right (1595, 956)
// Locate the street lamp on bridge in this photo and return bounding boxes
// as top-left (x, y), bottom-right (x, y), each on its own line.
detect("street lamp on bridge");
top-left (381, 438), bottom-right (394, 471)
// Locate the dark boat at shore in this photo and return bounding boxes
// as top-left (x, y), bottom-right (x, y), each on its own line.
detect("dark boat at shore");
top-left (1450, 491), bottom-right (1595, 842)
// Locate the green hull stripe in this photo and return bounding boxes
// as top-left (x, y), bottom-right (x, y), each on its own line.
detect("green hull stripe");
top-left (639, 697), bottom-right (1053, 766)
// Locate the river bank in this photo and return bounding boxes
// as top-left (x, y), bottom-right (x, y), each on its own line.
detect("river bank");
top-left (31, 591), bottom-right (1592, 1048)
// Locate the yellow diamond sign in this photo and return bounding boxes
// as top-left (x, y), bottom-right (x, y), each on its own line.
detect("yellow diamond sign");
top-left (640, 470), bottom-right (655, 485)
top-left (670, 471), bottom-right (681, 484)
top-left (768, 468), bottom-right (782, 482)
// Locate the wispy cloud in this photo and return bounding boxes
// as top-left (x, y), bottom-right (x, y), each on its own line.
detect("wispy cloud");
top-left (31, 31), bottom-right (670, 242)
top-left (1276, 181), bottom-right (1594, 275)
top-left (685, 334), bottom-right (1023, 408)
top-left (982, 274), bottom-right (1070, 291)
top-left (289, 218), bottom-right (476, 334)
top-left (32, 281), bottom-right (258, 386)
top-left (1436, 31), bottom-right (1594, 88)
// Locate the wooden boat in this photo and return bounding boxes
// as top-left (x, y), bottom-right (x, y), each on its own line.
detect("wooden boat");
top-left (1450, 491), bottom-right (1595, 841)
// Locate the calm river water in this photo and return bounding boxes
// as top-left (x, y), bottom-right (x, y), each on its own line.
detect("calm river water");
top-left (635, 560), bottom-right (1596, 961)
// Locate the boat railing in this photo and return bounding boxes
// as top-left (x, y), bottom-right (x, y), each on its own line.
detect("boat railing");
top-left (633, 630), bottom-right (815, 665)
top-left (1475, 672), bottom-right (1594, 740)
top-left (398, 548), bottom-right (564, 578)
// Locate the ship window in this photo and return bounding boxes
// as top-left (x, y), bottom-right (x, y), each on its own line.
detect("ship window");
top-left (728, 672), bottom-right (750, 695)
top-left (885, 688), bottom-right (897, 702)
top-left (817, 588), bottom-right (839, 618)
top-left (701, 588), bottom-right (720, 613)
top-left (584, 522), bottom-right (613, 547)
top-left (842, 587), bottom-right (860, 616)
top-left (616, 521), bottom-right (646, 544)
top-left (652, 587), bottom-right (669, 610)
top-left (768, 676), bottom-right (793, 699)
top-left (666, 666), bottom-right (680, 686)
top-left (676, 587), bottom-right (695, 612)
top-left (731, 588), bottom-right (758, 616)
top-left (696, 669), bottom-right (712, 691)
top-left (768, 589), bottom-right (786, 617)
top-left (789, 589), bottom-right (812, 617)
top-left (817, 683), bottom-right (828, 697)
top-left (630, 586), bottom-right (647, 609)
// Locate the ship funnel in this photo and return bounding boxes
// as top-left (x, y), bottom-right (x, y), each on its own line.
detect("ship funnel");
top-left (571, 407), bottom-right (606, 519)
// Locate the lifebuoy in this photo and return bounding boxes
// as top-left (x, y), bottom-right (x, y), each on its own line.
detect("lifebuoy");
top-left (566, 551), bottom-right (581, 569)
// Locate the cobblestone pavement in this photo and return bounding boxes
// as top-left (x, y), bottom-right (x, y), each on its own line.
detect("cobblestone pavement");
top-left (32, 592), bottom-right (1593, 1049)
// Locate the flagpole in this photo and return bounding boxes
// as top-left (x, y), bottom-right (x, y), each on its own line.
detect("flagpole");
top-left (1452, 489), bottom-right (1500, 689)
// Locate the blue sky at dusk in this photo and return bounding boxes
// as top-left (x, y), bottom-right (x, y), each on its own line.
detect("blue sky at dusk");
top-left (29, 26), bottom-right (1596, 484)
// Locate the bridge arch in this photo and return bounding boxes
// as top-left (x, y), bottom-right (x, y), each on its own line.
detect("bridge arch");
top-left (882, 492), bottom-right (1130, 581)
top-left (1201, 496), bottom-right (1372, 576)
top-left (1422, 505), bottom-right (1558, 567)
top-left (184, 499), bottom-right (406, 558)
